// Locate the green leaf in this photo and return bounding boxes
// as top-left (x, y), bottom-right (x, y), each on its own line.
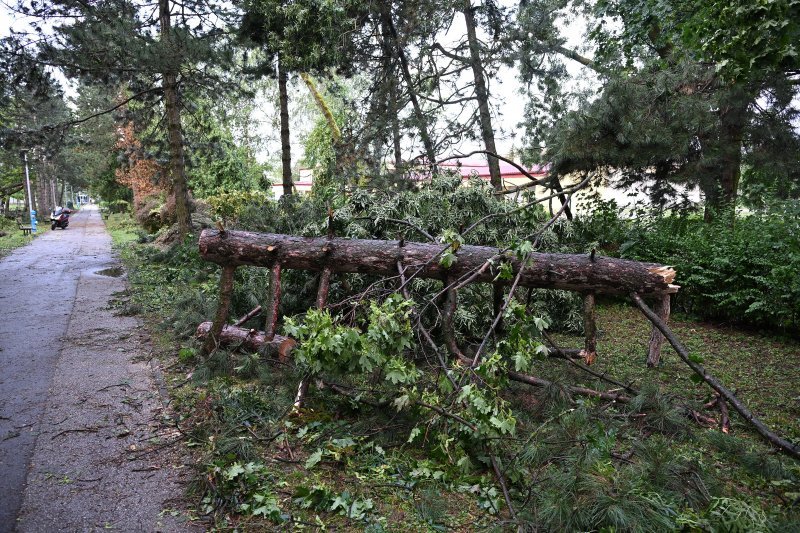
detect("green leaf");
top-left (393, 394), bottom-right (410, 411)
top-left (494, 261), bottom-right (514, 281)
top-left (439, 250), bottom-right (457, 268)
top-left (688, 353), bottom-right (705, 364)
top-left (513, 351), bottom-right (529, 372)
top-left (305, 449), bottom-right (324, 469)
top-left (223, 462), bottom-right (245, 480)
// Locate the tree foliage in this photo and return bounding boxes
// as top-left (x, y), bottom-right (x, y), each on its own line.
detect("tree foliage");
top-left (522, 0), bottom-right (800, 217)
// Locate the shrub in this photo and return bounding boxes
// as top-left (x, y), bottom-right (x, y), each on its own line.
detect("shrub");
top-left (206, 189), bottom-right (272, 226)
top-left (575, 199), bottom-right (800, 332)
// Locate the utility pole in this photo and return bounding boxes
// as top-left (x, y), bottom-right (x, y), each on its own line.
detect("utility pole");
top-left (20, 149), bottom-right (36, 233)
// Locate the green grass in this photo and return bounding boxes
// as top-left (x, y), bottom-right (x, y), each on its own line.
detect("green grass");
top-left (552, 301), bottom-right (800, 439)
top-left (103, 212), bottom-right (141, 245)
top-left (107, 225), bottom-right (800, 530)
top-left (0, 216), bottom-right (36, 258)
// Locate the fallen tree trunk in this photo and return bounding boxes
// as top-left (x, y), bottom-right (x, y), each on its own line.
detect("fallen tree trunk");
top-left (196, 322), bottom-right (296, 361)
top-left (199, 230), bottom-right (679, 296)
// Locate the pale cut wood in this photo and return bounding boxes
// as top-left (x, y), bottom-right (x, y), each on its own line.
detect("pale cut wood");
top-left (196, 322), bottom-right (296, 362)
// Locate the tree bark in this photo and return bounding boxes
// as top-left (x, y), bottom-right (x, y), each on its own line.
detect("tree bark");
top-left (199, 229), bottom-right (679, 296)
top-left (462, 1), bottom-right (501, 191)
top-left (646, 294), bottom-right (671, 367)
top-left (35, 160), bottom-right (49, 219)
top-left (701, 89), bottom-right (749, 222)
top-left (196, 322), bottom-right (296, 362)
top-left (201, 265), bottom-right (236, 356)
top-left (159, 0), bottom-right (192, 237)
top-left (264, 262), bottom-right (282, 338)
top-left (300, 73), bottom-right (341, 141)
top-left (278, 57), bottom-right (293, 197)
top-left (379, 12), bottom-right (403, 173)
top-left (49, 177), bottom-right (57, 212)
top-left (581, 292), bottom-right (597, 364)
top-left (383, 7), bottom-right (437, 168)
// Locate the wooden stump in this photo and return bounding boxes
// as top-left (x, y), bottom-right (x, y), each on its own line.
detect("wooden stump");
top-left (646, 294), bottom-right (671, 367)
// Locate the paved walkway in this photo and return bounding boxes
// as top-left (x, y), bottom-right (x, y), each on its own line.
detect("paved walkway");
top-left (0, 206), bottom-right (192, 532)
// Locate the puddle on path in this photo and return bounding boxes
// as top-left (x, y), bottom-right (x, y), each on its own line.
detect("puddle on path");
top-left (95, 266), bottom-right (124, 277)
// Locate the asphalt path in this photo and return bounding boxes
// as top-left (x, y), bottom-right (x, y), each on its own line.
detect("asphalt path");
top-left (0, 209), bottom-right (88, 529)
top-left (0, 206), bottom-right (192, 531)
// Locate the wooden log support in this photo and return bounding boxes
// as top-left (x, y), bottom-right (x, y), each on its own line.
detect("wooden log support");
top-left (298, 214), bottom-right (336, 411)
top-left (646, 294), bottom-right (671, 367)
top-left (316, 210), bottom-right (335, 309)
top-left (201, 265), bottom-right (237, 357)
top-left (294, 264), bottom-right (331, 413)
top-left (264, 263), bottom-right (282, 339)
top-left (581, 291), bottom-right (597, 365)
top-left (442, 277), bottom-right (465, 360)
top-left (196, 322), bottom-right (296, 361)
top-left (198, 230), bottom-right (679, 296)
top-left (492, 283), bottom-right (504, 334)
top-left (293, 379), bottom-right (310, 412)
top-left (718, 396), bottom-right (731, 434)
top-left (316, 267), bottom-right (332, 309)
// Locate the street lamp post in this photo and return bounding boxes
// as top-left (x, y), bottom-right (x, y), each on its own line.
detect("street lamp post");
top-left (20, 149), bottom-right (36, 234)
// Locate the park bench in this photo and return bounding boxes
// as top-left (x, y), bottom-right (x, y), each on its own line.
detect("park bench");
top-left (17, 219), bottom-right (32, 235)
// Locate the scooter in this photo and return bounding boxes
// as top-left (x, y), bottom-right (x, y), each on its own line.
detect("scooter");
top-left (51, 207), bottom-right (70, 230)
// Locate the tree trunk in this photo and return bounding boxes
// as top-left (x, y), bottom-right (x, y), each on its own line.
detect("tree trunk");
top-left (300, 73), bottom-right (340, 142)
top-left (201, 265), bottom-right (236, 356)
top-left (278, 57), bottom-right (293, 198)
top-left (199, 229), bottom-right (679, 296)
top-left (159, 0), bottom-right (192, 237)
top-left (379, 12), bottom-right (403, 173)
top-left (49, 177), bottom-right (57, 212)
top-left (646, 294), bottom-right (671, 367)
top-left (382, 7), bottom-right (437, 168)
top-left (389, 80), bottom-right (402, 173)
top-left (701, 89), bottom-right (748, 222)
top-left (581, 292), bottom-right (597, 364)
top-left (463, 1), bottom-right (501, 191)
top-left (35, 163), bottom-right (48, 220)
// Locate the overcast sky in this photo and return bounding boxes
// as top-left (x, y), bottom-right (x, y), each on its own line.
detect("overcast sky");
top-left (0, 1), bottom-right (598, 165)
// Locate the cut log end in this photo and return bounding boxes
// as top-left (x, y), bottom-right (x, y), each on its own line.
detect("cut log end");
top-left (277, 337), bottom-right (297, 362)
top-left (579, 349), bottom-right (597, 366)
top-left (196, 322), bottom-right (295, 360)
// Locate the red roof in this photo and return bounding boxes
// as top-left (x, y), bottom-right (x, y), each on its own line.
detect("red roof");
top-left (439, 159), bottom-right (549, 180)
